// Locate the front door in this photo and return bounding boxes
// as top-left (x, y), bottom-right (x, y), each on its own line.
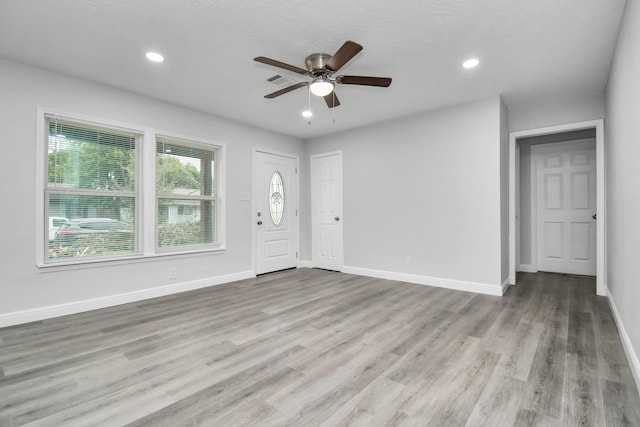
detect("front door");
top-left (535, 139), bottom-right (596, 276)
top-left (255, 151), bottom-right (298, 274)
top-left (311, 151), bottom-right (343, 271)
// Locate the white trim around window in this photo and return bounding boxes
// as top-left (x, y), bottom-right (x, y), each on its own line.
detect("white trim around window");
top-left (36, 108), bottom-right (226, 269)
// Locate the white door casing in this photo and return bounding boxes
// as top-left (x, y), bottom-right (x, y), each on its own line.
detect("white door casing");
top-left (534, 139), bottom-right (596, 276)
top-left (509, 119), bottom-right (605, 295)
top-left (255, 151), bottom-right (298, 275)
top-left (311, 151), bottom-right (343, 271)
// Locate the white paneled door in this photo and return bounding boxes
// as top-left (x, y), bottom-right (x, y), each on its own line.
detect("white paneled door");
top-left (535, 139), bottom-right (596, 276)
top-left (311, 152), bottom-right (343, 271)
top-left (255, 151), bottom-right (298, 275)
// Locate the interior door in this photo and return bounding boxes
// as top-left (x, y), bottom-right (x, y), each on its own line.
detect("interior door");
top-left (311, 151), bottom-right (343, 271)
top-left (535, 139), bottom-right (596, 275)
top-left (255, 151), bottom-right (298, 274)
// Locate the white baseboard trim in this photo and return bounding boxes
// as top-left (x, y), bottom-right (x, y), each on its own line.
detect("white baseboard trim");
top-left (501, 277), bottom-right (511, 295)
top-left (606, 288), bottom-right (640, 396)
top-left (518, 264), bottom-right (537, 273)
top-left (0, 270), bottom-right (255, 328)
top-left (298, 260), bottom-right (313, 268)
top-left (342, 266), bottom-right (503, 296)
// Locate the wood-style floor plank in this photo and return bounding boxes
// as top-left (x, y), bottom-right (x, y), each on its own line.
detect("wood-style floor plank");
top-left (0, 269), bottom-right (638, 426)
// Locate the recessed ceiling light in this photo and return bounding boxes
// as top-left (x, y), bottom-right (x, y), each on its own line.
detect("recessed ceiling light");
top-left (302, 110), bottom-right (313, 118)
top-left (146, 51), bottom-right (164, 63)
top-left (463, 58), bottom-right (479, 69)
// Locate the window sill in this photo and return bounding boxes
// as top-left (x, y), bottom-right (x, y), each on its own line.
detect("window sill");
top-left (37, 246), bottom-right (227, 272)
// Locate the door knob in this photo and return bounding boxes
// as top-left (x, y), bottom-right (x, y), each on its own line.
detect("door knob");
top-left (592, 214), bottom-right (597, 220)
top-left (334, 216), bottom-right (340, 221)
top-left (257, 220), bottom-right (263, 225)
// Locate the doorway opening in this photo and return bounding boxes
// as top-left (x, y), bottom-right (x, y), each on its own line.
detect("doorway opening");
top-left (509, 120), bottom-right (605, 295)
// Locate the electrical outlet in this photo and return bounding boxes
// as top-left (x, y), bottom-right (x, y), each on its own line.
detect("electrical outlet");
top-left (169, 268), bottom-right (177, 280)
top-left (405, 256), bottom-right (412, 266)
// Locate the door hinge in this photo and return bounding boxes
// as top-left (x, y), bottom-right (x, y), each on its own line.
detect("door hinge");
top-left (295, 167), bottom-right (298, 174)
top-left (296, 209), bottom-right (298, 216)
top-left (296, 251), bottom-right (299, 259)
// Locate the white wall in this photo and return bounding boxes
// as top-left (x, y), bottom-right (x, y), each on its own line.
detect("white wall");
top-left (604, 0), bottom-right (640, 386)
top-left (305, 97), bottom-right (504, 294)
top-left (0, 59), bottom-right (304, 323)
top-left (509, 93), bottom-right (604, 133)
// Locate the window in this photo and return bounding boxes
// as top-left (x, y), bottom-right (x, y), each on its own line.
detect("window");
top-left (156, 136), bottom-right (218, 251)
top-left (45, 116), bottom-right (139, 261)
top-left (40, 112), bottom-right (225, 266)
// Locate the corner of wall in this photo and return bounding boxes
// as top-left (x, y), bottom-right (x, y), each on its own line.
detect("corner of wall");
top-left (606, 288), bottom-right (640, 397)
top-left (500, 96), bottom-right (511, 284)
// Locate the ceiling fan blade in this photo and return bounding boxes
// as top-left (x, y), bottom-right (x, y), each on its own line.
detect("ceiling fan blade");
top-left (325, 41), bottom-right (363, 72)
top-left (264, 82), bottom-right (307, 98)
top-left (324, 92), bottom-right (341, 108)
top-left (337, 75), bottom-right (392, 87)
top-left (254, 56), bottom-right (308, 75)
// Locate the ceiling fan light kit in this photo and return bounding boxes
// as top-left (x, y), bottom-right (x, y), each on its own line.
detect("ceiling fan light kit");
top-left (309, 79), bottom-right (334, 96)
top-left (254, 40), bottom-right (392, 108)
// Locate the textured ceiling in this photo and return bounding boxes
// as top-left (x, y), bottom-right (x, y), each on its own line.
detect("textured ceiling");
top-left (0, 0), bottom-right (626, 139)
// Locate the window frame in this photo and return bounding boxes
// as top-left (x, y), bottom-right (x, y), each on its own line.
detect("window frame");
top-left (36, 109), bottom-right (226, 269)
top-left (154, 133), bottom-right (225, 254)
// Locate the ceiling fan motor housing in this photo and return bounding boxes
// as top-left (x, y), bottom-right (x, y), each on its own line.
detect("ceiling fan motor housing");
top-left (305, 53), bottom-right (332, 75)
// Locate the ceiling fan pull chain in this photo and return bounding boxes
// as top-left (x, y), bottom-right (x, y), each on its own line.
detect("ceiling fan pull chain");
top-left (332, 92), bottom-right (336, 123)
top-left (308, 85), bottom-right (312, 125)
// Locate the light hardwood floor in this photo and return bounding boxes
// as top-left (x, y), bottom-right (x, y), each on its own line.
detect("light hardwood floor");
top-left (0, 269), bottom-right (639, 426)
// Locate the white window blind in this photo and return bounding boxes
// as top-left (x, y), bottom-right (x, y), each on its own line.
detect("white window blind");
top-left (45, 116), bottom-right (139, 261)
top-left (156, 136), bottom-right (218, 251)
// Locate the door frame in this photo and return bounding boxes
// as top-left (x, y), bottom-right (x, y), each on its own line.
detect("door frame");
top-left (509, 119), bottom-right (606, 295)
top-left (252, 148), bottom-right (300, 275)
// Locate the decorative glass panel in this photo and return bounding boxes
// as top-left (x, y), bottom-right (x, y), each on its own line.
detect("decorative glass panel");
top-left (270, 171), bottom-right (284, 226)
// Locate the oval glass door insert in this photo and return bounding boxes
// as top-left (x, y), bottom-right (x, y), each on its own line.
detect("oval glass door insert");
top-left (269, 171), bottom-right (284, 225)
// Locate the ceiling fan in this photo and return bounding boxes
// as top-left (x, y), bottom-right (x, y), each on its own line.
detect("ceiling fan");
top-left (254, 40), bottom-right (392, 108)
